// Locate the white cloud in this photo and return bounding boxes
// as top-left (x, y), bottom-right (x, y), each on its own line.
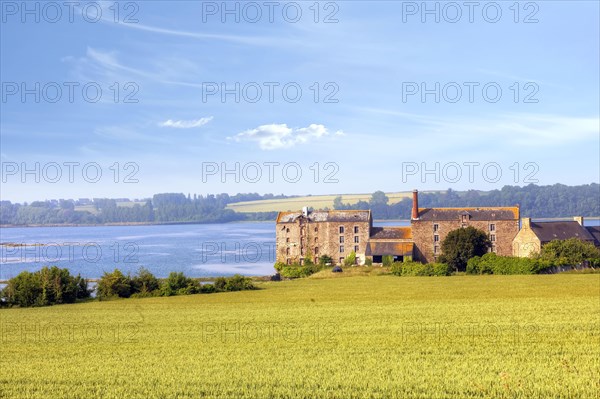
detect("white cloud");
top-left (160, 117), bottom-right (213, 129)
top-left (229, 123), bottom-right (342, 150)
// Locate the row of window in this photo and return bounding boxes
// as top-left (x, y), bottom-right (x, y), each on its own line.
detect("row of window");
top-left (284, 225), bottom-right (361, 234)
top-left (339, 245), bottom-right (360, 253)
top-left (433, 223), bottom-right (496, 232)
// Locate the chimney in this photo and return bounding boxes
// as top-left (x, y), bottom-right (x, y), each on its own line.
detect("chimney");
top-left (574, 216), bottom-right (584, 226)
top-left (521, 217), bottom-right (531, 229)
top-left (411, 190), bottom-right (419, 220)
top-left (302, 206), bottom-right (309, 217)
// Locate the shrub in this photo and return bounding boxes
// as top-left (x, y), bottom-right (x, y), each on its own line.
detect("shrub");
top-left (364, 258), bottom-right (373, 266)
top-left (540, 238), bottom-right (600, 265)
top-left (274, 262), bottom-right (287, 272)
top-left (200, 283), bottom-right (216, 293)
top-left (391, 261), bottom-right (451, 277)
top-left (130, 268), bottom-right (160, 294)
top-left (1, 266), bottom-right (89, 307)
top-left (382, 255), bottom-right (394, 267)
top-left (279, 263), bottom-right (321, 278)
top-left (343, 251), bottom-right (356, 267)
top-left (160, 272), bottom-right (199, 296)
top-left (224, 274), bottom-right (256, 291)
top-left (319, 255), bottom-right (333, 266)
top-left (467, 253), bottom-right (555, 275)
top-left (97, 269), bottom-right (132, 299)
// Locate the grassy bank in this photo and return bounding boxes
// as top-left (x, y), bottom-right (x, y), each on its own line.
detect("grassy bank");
top-left (1, 274), bottom-right (598, 398)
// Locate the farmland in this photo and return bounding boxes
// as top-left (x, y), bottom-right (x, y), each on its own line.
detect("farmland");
top-left (1, 274), bottom-right (598, 398)
top-left (225, 191), bottom-right (426, 213)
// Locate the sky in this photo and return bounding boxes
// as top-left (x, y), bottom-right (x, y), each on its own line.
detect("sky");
top-left (1, 0), bottom-right (599, 203)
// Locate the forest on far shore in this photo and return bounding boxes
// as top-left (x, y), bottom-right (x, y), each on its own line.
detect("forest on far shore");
top-left (0, 183), bottom-right (598, 226)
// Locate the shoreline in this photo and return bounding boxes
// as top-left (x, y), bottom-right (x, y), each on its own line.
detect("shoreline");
top-left (2, 216), bottom-right (599, 229)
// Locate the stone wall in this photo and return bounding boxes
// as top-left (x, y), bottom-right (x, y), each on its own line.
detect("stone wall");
top-left (412, 219), bottom-right (519, 263)
top-left (276, 218), bottom-right (371, 265)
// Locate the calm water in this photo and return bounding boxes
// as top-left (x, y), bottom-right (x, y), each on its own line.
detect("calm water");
top-left (0, 218), bottom-right (595, 279)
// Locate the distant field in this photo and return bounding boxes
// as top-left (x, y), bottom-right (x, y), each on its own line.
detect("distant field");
top-left (1, 274), bottom-right (597, 398)
top-left (226, 192), bottom-right (430, 213)
top-left (74, 201), bottom-right (146, 214)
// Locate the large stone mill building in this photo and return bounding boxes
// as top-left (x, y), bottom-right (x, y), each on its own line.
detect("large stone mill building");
top-left (275, 190), bottom-right (521, 265)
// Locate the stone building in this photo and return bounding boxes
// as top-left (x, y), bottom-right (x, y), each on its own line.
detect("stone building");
top-left (275, 208), bottom-right (372, 265)
top-left (276, 190), bottom-right (600, 266)
top-left (409, 190), bottom-right (520, 263)
top-left (512, 217), bottom-right (599, 257)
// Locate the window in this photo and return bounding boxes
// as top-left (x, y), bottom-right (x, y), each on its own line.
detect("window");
top-left (286, 258), bottom-right (291, 265)
top-left (340, 245), bottom-right (345, 253)
top-left (300, 258), bottom-right (304, 265)
top-left (339, 226), bottom-right (345, 234)
top-left (314, 237), bottom-right (318, 243)
top-left (434, 246), bottom-right (440, 254)
top-left (300, 248), bottom-right (304, 255)
top-left (354, 236), bottom-right (359, 243)
top-left (286, 228), bottom-right (290, 233)
top-left (490, 223), bottom-right (496, 232)
top-left (339, 257), bottom-right (344, 264)
top-left (354, 245), bottom-right (359, 252)
top-left (434, 235), bottom-right (440, 242)
top-left (354, 226), bottom-right (359, 234)
top-left (314, 247), bottom-right (319, 255)
top-left (490, 234), bottom-right (496, 242)
top-left (339, 236), bottom-right (345, 243)
top-left (433, 224), bottom-right (439, 232)
top-left (286, 237), bottom-right (290, 243)
top-left (314, 227), bottom-right (318, 233)
top-left (286, 248), bottom-right (290, 255)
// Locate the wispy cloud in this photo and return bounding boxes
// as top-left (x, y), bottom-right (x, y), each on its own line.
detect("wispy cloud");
top-left (160, 117), bottom-right (213, 129)
top-left (229, 123), bottom-right (343, 150)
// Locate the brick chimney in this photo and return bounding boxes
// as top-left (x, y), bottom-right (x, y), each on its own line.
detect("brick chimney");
top-left (411, 189), bottom-right (419, 220)
top-left (521, 217), bottom-right (531, 229)
top-left (573, 216), bottom-right (584, 226)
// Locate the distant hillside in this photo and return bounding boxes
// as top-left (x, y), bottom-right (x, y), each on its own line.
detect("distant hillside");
top-left (225, 191), bottom-right (441, 213)
top-left (0, 184), bottom-right (597, 226)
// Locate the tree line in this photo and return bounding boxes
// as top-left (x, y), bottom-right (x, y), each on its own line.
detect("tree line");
top-left (0, 184), bottom-right (598, 226)
top-left (333, 184), bottom-right (600, 219)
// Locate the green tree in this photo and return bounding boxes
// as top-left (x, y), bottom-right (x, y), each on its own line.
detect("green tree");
top-left (439, 226), bottom-right (491, 271)
top-left (97, 269), bottom-right (132, 299)
top-left (539, 238), bottom-right (600, 265)
top-left (130, 268), bottom-right (160, 294)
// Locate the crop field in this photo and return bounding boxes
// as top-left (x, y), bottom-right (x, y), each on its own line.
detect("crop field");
top-left (1, 274), bottom-right (598, 398)
top-left (225, 192), bottom-right (428, 213)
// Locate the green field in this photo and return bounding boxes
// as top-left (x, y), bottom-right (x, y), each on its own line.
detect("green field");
top-left (1, 274), bottom-right (598, 398)
top-left (225, 192), bottom-right (428, 213)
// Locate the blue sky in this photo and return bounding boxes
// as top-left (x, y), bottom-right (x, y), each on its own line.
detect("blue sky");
top-left (1, 1), bottom-right (599, 203)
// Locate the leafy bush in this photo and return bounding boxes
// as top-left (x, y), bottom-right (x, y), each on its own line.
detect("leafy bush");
top-left (1, 266), bottom-right (89, 307)
top-left (160, 272), bottom-right (199, 296)
top-left (319, 255), bottom-right (333, 266)
top-left (200, 283), bottom-right (216, 293)
top-left (224, 274), bottom-right (255, 291)
top-left (539, 238), bottom-right (600, 265)
top-left (274, 262), bottom-right (287, 272)
top-left (466, 253), bottom-right (554, 275)
top-left (97, 269), bottom-right (132, 299)
top-left (391, 262), bottom-right (451, 277)
top-left (279, 263), bottom-right (321, 278)
top-left (382, 255), bottom-right (394, 267)
top-left (130, 268), bottom-right (160, 294)
top-left (343, 251), bottom-right (356, 267)
top-left (364, 258), bottom-right (373, 266)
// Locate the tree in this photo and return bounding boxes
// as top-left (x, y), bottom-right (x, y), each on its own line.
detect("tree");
top-left (439, 226), bottom-right (491, 271)
top-left (130, 268), bottom-right (160, 294)
top-left (97, 269), bottom-right (132, 299)
top-left (539, 238), bottom-right (600, 265)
